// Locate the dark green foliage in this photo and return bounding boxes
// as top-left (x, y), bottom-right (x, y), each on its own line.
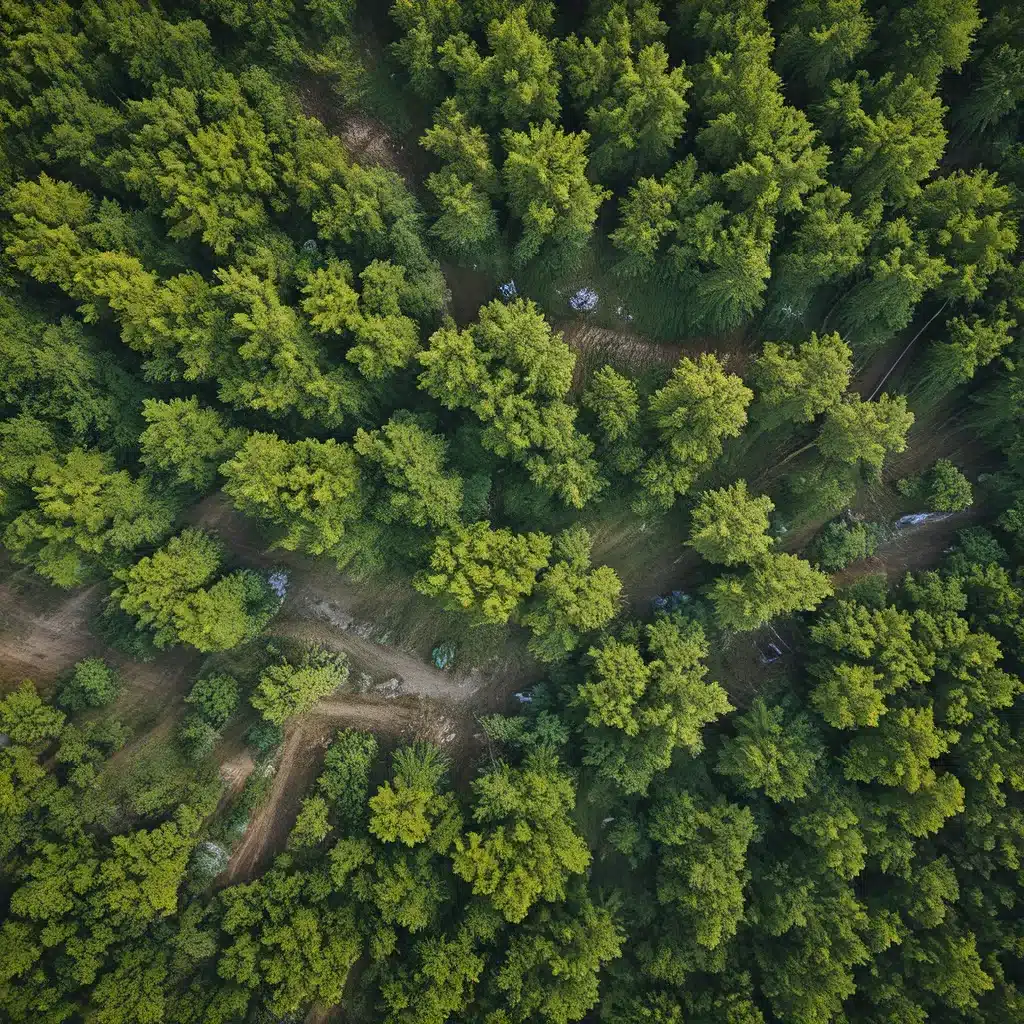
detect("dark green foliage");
top-left (812, 518), bottom-right (881, 571)
top-left (897, 459), bottom-right (974, 512)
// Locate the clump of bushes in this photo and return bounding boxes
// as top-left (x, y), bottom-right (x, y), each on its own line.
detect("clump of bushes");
top-left (811, 519), bottom-right (882, 571)
top-left (179, 673), bottom-right (240, 759)
top-left (57, 658), bottom-right (121, 712)
top-left (897, 459), bottom-right (973, 512)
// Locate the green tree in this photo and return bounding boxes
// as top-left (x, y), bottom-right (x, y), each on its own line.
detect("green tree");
top-left (220, 432), bottom-right (366, 563)
top-left (502, 122), bottom-right (609, 265)
top-left (877, 0), bottom-right (983, 85)
top-left (647, 787), bottom-right (756, 956)
top-left (687, 481), bottom-right (774, 565)
top-left (819, 72), bottom-right (947, 207)
top-left (113, 529), bottom-right (271, 652)
top-left (288, 795), bottom-right (332, 849)
top-left (918, 308), bottom-right (1017, 395)
top-left (354, 413), bottom-right (464, 531)
top-left (811, 519), bottom-right (880, 571)
top-left (415, 521), bottom-right (552, 624)
top-left (251, 645), bottom-right (349, 725)
top-left (452, 747), bottom-right (590, 923)
top-left (911, 168), bottom-right (1019, 303)
top-left (843, 704), bottom-right (958, 792)
top-left (218, 862), bottom-right (362, 1015)
top-left (837, 219), bottom-right (948, 352)
top-left (749, 332), bottom-right (853, 425)
top-left (139, 397), bottom-right (245, 491)
top-left (897, 459), bottom-right (973, 512)
top-left (710, 552), bottom-right (834, 631)
top-left (185, 674), bottom-right (240, 729)
top-left (318, 729), bottom-right (380, 829)
top-left (520, 526), bottom-right (622, 662)
top-left (636, 354), bottom-right (752, 512)
top-left (486, 890), bottom-right (623, 1024)
top-left (57, 658), bottom-right (121, 712)
top-left (439, 8), bottom-right (560, 129)
top-left (368, 743), bottom-right (460, 850)
top-left (0, 681), bottom-right (66, 747)
top-left (576, 615), bottom-right (733, 794)
top-left (582, 365), bottom-right (640, 443)
top-left (716, 699), bottom-right (824, 802)
top-left (776, 0), bottom-right (874, 92)
top-left (817, 393), bottom-right (914, 473)
top-left (3, 448), bottom-right (174, 588)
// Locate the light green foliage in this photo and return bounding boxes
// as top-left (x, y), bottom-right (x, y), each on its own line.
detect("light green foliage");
top-left (354, 412), bottom-right (464, 530)
top-left (820, 72), bottom-right (947, 206)
top-left (843, 705), bottom-right (958, 792)
top-left (817, 394), bottom-right (914, 472)
top-left (880, 0), bottom-right (983, 85)
top-left (582, 365), bottom-right (640, 443)
top-left (439, 8), bottom-right (560, 129)
top-left (421, 99), bottom-right (499, 259)
top-left (710, 552), bottom-right (834, 631)
top-left (648, 787), bottom-right (756, 952)
top-left (139, 397), bottom-right (245, 491)
top-left (300, 258), bottom-right (421, 380)
top-left (3, 448), bottom-right (174, 587)
top-left (776, 0), bottom-right (874, 91)
top-left (57, 658), bottom-right (121, 712)
top-left (251, 645), bottom-right (349, 724)
top-left (562, 4), bottom-right (689, 179)
top-left (113, 529), bottom-right (272, 652)
top-left (921, 308), bottom-right (1017, 394)
top-left (576, 615), bottom-right (733, 794)
top-left (612, 156), bottom-right (776, 332)
top-left (837, 218), bottom-right (948, 352)
top-left (502, 122), bottom-right (609, 264)
top-left (687, 481), bottom-right (774, 565)
top-left (911, 168), bottom-right (1018, 303)
top-left (716, 699), bottom-right (824, 802)
top-left (288, 795), bottom-right (332, 849)
top-left (415, 520), bottom-right (552, 624)
top-left (489, 891), bottom-right (623, 1024)
top-left (452, 748), bottom-right (590, 923)
top-left (0, 681), bottom-right (66, 747)
top-left (418, 299), bottom-right (602, 507)
top-left (221, 432), bottom-right (366, 562)
top-left (218, 862), bottom-right (362, 1015)
top-left (750, 332), bottom-right (853, 424)
top-left (766, 186), bottom-right (876, 326)
top-left (637, 354), bottom-right (752, 512)
top-left (897, 459), bottom-right (973, 512)
top-left (520, 526), bottom-right (622, 662)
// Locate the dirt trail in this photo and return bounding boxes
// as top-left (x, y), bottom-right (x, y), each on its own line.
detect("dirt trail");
top-left (223, 694), bottom-right (462, 883)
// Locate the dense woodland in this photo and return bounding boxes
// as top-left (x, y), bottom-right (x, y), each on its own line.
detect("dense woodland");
top-left (1, 0), bottom-right (1024, 1021)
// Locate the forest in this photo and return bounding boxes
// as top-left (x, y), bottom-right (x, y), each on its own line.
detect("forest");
top-left (1, 0), bottom-right (1023, 1022)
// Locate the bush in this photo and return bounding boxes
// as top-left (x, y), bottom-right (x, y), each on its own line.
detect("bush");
top-left (57, 658), bottom-right (121, 712)
top-left (897, 459), bottom-right (973, 512)
top-left (178, 715), bottom-right (221, 760)
top-left (811, 520), bottom-right (881, 571)
top-left (185, 674), bottom-right (240, 729)
top-left (246, 720), bottom-right (284, 756)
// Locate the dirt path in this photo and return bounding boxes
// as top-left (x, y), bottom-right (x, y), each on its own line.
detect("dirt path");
top-left (223, 694), bottom-right (463, 883)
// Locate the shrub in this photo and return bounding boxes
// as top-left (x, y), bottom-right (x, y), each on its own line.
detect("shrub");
top-left (57, 658), bottom-right (121, 712)
top-left (897, 459), bottom-right (973, 512)
top-left (811, 520), bottom-right (881, 571)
